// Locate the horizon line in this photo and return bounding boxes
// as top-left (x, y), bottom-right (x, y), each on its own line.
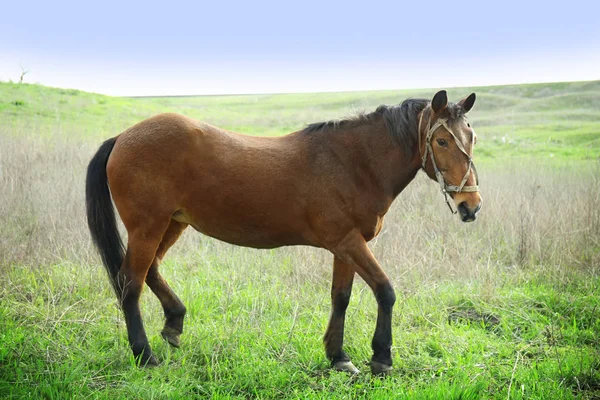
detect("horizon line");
top-left (2, 77), bottom-right (598, 99)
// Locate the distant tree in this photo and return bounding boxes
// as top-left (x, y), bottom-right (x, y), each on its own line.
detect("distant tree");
top-left (19, 64), bottom-right (29, 83)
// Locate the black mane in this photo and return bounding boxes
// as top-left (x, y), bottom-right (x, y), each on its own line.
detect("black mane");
top-left (303, 108), bottom-right (384, 134)
top-left (302, 99), bottom-right (433, 156)
top-left (381, 99), bottom-right (428, 156)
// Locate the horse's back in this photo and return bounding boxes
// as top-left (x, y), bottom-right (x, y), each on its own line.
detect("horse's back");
top-left (107, 113), bottom-right (316, 247)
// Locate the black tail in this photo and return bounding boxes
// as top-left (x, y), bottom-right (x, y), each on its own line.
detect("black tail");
top-left (86, 137), bottom-right (124, 294)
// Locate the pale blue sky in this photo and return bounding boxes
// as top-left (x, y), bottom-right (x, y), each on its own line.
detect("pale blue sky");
top-left (1, 0), bottom-right (598, 95)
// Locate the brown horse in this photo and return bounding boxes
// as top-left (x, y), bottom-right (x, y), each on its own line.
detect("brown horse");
top-left (86, 90), bottom-right (481, 374)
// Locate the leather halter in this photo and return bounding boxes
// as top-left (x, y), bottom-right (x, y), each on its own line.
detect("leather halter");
top-left (419, 113), bottom-right (479, 214)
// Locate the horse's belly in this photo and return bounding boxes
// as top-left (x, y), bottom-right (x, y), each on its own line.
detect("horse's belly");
top-left (172, 208), bottom-right (312, 249)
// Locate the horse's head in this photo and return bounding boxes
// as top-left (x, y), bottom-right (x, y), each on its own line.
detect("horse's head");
top-left (419, 90), bottom-right (482, 222)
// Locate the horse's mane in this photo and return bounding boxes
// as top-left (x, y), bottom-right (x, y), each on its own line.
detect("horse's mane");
top-left (302, 99), bottom-right (430, 156)
top-left (303, 98), bottom-right (467, 156)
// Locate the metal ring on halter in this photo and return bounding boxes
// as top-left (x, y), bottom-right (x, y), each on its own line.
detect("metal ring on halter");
top-left (418, 114), bottom-right (479, 214)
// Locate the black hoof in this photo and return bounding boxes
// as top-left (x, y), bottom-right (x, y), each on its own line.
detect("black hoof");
top-left (161, 326), bottom-right (181, 348)
top-left (137, 353), bottom-right (159, 367)
top-left (370, 360), bottom-right (393, 375)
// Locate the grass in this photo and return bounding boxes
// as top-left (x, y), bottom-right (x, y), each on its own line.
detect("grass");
top-left (1, 260), bottom-right (598, 399)
top-left (0, 80), bottom-right (599, 399)
top-left (2, 80), bottom-right (599, 160)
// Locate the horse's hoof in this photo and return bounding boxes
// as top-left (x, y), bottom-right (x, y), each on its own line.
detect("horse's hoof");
top-left (370, 360), bottom-right (393, 375)
top-left (140, 354), bottom-right (159, 367)
top-left (161, 327), bottom-right (181, 348)
top-left (333, 360), bottom-right (360, 374)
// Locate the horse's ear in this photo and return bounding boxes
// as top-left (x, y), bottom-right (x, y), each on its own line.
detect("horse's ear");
top-left (431, 90), bottom-right (448, 114)
top-left (458, 93), bottom-right (476, 113)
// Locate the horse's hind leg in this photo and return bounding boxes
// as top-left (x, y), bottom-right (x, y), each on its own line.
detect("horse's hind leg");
top-left (324, 257), bottom-right (359, 373)
top-left (145, 219), bottom-right (188, 348)
top-left (331, 233), bottom-right (396, 375)
top-left (117, 227), bottom-right (166, 366)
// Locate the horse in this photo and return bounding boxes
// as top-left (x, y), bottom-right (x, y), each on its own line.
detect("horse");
top-left (86, 90), bottom-right (481, 374)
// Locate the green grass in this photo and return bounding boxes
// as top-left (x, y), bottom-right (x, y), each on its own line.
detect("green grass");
top-left (1, 80), bottom-right (599, 398)
top-left (1, 259), bottom-right (598, 399)
top-left (1, 80), bottom-right (599, 161)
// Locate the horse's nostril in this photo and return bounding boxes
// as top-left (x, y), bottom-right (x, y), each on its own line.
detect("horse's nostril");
top-left (457, 201), bottom-right (469, 216)
top-left (457, 201), bottom-right (478, 222)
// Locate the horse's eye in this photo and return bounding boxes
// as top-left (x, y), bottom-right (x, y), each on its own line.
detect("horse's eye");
top-left (467, 123), bottom-right (471, 128)
top-left (436, 139), bottom-right (447, 147)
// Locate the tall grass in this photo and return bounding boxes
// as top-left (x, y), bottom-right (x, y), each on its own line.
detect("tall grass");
top-left (1, 81), bottom-right (599, 398)
top-left (1, 132), bottom-right (598, 282)
top-left (1, 131), bottom-right (599, 399)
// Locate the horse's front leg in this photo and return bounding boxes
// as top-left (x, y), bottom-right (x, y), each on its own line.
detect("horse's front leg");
top-left (324, 257), bottom-right (358, 373)
top-left (332, 232), bottom-right (396, 375)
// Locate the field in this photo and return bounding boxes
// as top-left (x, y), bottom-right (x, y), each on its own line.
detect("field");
top-left (0, 80), bottom-right (599, 399)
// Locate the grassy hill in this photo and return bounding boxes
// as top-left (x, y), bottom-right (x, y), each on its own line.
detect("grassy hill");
top-left (2, 80), bottom-right (599, 160)
top-left (1, 80), bottom-right (599, 399)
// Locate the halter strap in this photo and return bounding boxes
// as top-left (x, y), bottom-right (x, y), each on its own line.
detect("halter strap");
top-left (418, 113), bottom-right (479, 214)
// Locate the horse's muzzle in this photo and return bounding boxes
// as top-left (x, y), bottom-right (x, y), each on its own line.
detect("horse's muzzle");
top-left (458, 201), bottom-right (481, 222)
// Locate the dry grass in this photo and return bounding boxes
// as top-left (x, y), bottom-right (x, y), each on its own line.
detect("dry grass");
top-left (1, 84), bottom-right (600, 398)
top-left (1, 132), bottom-right (598, 285)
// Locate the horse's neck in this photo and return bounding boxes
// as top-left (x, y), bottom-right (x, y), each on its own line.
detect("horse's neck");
top-left (328, 118), bottom-right (422, 200)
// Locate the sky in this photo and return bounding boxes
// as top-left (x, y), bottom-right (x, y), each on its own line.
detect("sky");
top-left (1, 0), bottom-right (598, 96)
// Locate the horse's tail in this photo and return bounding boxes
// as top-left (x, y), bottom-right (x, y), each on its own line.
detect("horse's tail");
top-left (86, 137), bottom-right (124, 294)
